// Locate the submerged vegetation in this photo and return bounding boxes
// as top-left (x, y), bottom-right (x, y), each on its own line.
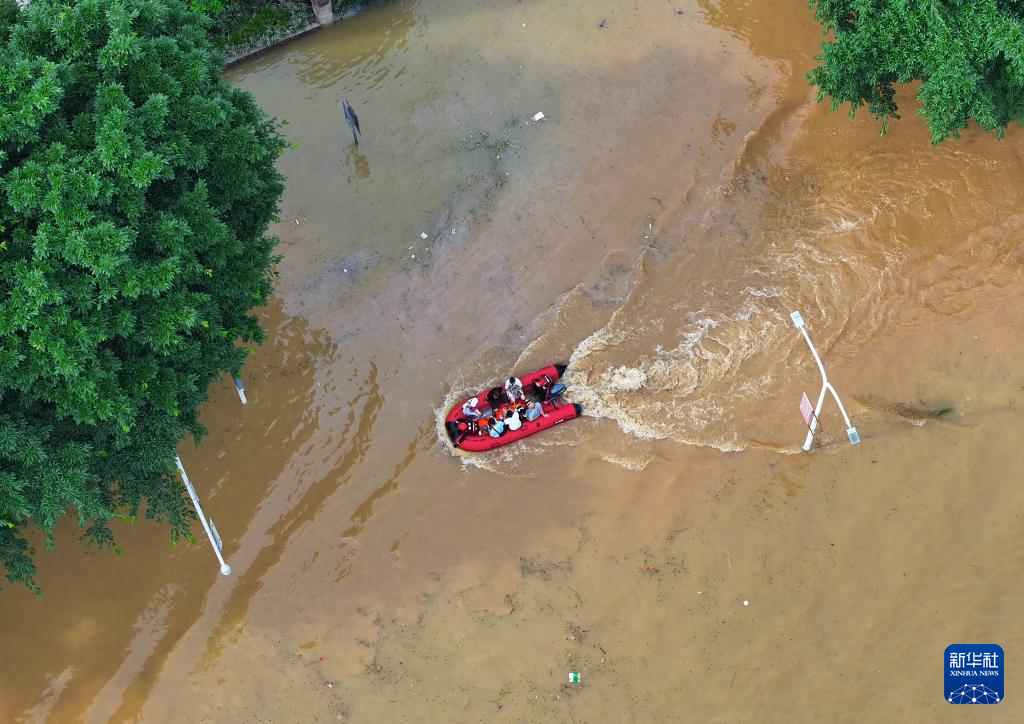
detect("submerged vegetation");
top-left (191, 0), bottom-right (363, 58)
top-left (808, 0), bottom-right (1024, 143)
top-left (191, 0), bottom-right (315, 56)
top-left (0, 0), bottom-right (285, 591)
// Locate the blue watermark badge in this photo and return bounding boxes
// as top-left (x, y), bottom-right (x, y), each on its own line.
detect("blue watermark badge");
top-left (945, 644), bottom-right (1003, 704)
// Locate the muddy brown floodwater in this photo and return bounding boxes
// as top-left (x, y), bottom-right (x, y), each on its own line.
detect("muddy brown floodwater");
top-left (4, 0), bottom-right (1024, 721)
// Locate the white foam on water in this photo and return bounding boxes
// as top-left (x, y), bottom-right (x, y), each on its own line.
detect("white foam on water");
top-left (598, 453), bottom-right (652, 471)
top-left (606, 366), bottom-right (649, 391)
top-left (563, 279), bottom-right (793, 452)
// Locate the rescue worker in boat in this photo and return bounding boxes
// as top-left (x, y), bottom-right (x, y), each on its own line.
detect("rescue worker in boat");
top-left (461, 396), bottom-right (482, 421)
top-left (504, 376), bottom-right (525, 403)
top-left (453, 417), bottom-right (478, 446)
top-left (531, 372), bottom-right (566, 405)
top-left (531, 373), bottom-right (553, 401)
top-left (525, 399), bottom-right (548, 421)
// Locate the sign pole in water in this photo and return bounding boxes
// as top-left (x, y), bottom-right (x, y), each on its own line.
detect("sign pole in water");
top-left (790, 311), bottom-right (859, 451)
top-left (232, 374), bottom-right (247, 405)
top-left (175, 455), bottom-right (232, 576)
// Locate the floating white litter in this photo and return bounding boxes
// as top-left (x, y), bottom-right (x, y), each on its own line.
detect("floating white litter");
top-left (420, 232), bottom-right (428, 239)
top-left (532, 112), bottom-right (546, 122)
top-left (743, 600), bottom-right (749, 606)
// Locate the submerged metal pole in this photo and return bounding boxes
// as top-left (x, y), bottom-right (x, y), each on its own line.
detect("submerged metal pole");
top-left (790, 311), bottom-right (859, 451)
top-left (232, 374), bottom-right (247, 405)
top-left (175, 455), bottom-right (232, 575)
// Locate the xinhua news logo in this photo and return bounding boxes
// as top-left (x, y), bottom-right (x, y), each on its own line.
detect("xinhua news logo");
top-left (945, 644), bottom-right (1003, 704)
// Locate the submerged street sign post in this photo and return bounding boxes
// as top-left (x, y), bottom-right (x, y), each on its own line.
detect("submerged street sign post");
top-left (175, 455), bottom-right (232, 576)
top-left (799, 391), bottom-right (814, 426)
top-left (790, 311), bottom-right (859, 451)
top-left (232, 374), bottom-right (247, 405)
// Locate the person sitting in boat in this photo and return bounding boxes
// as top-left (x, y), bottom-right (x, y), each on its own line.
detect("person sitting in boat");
top-left (487, 386), bottom-right (507, 410)
top-left (504, 376), bottom-right (525, 402)
top-left (503, 405), bottom-right (523, 432)
top-left (530, 374), bottom-right (565, 404)
top-left (525, 399), bottom-right (548, 422)
top-left (461, 396), bottom-right (482, 420)
top-left (531, 373), bottom-right (554, 401)
top-left (496, 397), bottom-right (526, 421)
top-left (484, 415), bottom-right (506, 438)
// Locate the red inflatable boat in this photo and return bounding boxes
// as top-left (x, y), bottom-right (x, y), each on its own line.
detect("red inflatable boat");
top-left (445, 364), bottom-right (582, 451)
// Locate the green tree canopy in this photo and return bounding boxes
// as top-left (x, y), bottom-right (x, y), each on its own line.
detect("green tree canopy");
top-left (808, 0), bottom-right (1024, 142)
top-left (0, 0), bottom-right (285, 591)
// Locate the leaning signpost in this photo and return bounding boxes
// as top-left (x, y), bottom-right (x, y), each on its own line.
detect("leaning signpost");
top-left (232, 374), bottom-right (248, 405)
top-left (175, 456), bottom-right (232, 576)
top-left (170, 373), bottom-right (248, 576)
top-left (791, 310), bottom-right (859, 451)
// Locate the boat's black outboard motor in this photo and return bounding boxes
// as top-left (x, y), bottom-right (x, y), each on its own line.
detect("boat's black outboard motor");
top-left (548, 382), bottom-right (566, 408)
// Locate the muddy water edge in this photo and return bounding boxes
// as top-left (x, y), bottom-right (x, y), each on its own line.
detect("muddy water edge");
top-left (3, 0), bottom-right (1024, 721)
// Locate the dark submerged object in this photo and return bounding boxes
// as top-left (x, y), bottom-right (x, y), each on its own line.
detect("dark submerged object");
top-left (342, 98), bottom-right (361, 145)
